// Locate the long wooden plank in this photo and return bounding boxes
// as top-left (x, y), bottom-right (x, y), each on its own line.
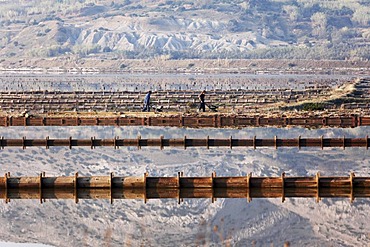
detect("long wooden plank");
top-left (0, 137), bottom-right (368, 149)
top-left (0, 115), bottom-right (370, 128)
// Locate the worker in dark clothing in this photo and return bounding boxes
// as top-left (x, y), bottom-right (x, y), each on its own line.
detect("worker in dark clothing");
top-left (142, 90), bottom-right (152, 112)
top-left (198, 90), bottom-right (206, 112)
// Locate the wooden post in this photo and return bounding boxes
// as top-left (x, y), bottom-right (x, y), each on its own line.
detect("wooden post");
top-left (91, 136), bottom-right (95, 149)
top-left (177, 172), bottom-right (181, 188)
top-left (69, 136), bottom-right (72, 149)
top-left (321, 135), bottom-right (324, 150)
top-left (39, 172), bottom-right (43, 204)
top-left (144, 172), bottom-right (148, 203)
top-left (297, 135), bottom-right (301, 150)
top-left (184, 136), bottom-right (187, 150)
top-left (366, 135), bottom-right (368, 150)
top-left (247, 173), bottom-right (252, 203)
top-left (230, 136), bottom-right (233, 149)
top-left (211, 172), bottom-right (216, 203)
top-left (147, 117), bottom-right (151, 126)
top-left (110, 172), bottom-right (113, 204)
top-left (253, 136), bottom-right (256, 149)
top-left (177, 172), bottom-right (181, 204)
top-left (46, 136), bottom-right (49, 149)
top-left (231, 118), bottom-right (235, 127)
top-left (42, 171), bottom-right (45, 203)
top-left (74, 172), bottom-right (79, 203)
top-left (281, 172), bottom-right (285, 203)
top-left (160, 136), bottom-right (164, 150)
top-left (350, 172), bottom-right (354, 203)
top-left (316, 172), bottom-right (320, 203)
top-left (343, 135), bottom-right (345, 150)
top-left (351, 116), bottom-right (355, 128)
top-left (4, 173), bottom-right (8, 204)
top-left (137, 135), bottom-right (141, 150)
top-left (114, 136), bottom-right (119, 149)
top-left (22, 136), bottom-right (26, 150)
top-left (274, 136), bottom-right (277, 149)
top-left (180, 172), bottom-right (184, 203)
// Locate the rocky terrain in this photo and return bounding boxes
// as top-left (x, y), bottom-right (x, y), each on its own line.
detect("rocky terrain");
top-left (0, 0), bottom-right (369, 64)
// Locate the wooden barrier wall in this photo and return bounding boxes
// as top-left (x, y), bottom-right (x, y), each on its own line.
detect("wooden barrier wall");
top-left (0, 173), bottom-right (369, 203)
top-left (0, 115), bottom-right (369, 128)
top-left (0, 136), bottom-right (368, 149)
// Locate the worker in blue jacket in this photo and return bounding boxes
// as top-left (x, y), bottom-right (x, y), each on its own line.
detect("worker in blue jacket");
top-left (142, 90), bottom-right (152, 112)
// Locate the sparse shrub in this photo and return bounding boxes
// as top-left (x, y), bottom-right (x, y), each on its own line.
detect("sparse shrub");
top-left (186, 102), bottom-right (197, 109)
top-left (301, 102), bottom-right (326, 111)
top-left (72, 44), bottom-right (101, 57)
top-left (46, 46), bottom-right (71, 57)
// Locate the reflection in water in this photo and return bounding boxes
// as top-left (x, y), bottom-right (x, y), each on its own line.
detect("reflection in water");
top-left (0, 126), bottom-right (369, 246)
top-left (2, 173), bottom-right (370, 203)
top-left (3, 187), bottom-right (370, 203)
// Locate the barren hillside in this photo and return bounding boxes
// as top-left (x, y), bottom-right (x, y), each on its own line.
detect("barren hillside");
top-left (0, 0), bottom-right (369, 63)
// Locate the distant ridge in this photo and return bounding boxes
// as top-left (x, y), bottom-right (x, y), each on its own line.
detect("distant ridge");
top-left (0, 0), bottom-right (368, 60)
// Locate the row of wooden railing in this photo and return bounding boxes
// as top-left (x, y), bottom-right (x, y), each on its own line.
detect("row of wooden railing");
top-left (0, 136), bottom-right (368, 149)
top-left (1, 172), bottom-right (368, 203)
top-left (1, 115), bottom-right (370, 128)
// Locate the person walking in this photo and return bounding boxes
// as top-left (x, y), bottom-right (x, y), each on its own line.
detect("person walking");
top-left (198, 90), bottom-right (206, 112)
top-left (142, 90), bottom-right (152, 112)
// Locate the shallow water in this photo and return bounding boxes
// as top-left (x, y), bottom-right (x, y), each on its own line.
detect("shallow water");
top-left (0, 73), bottom-right (355, 92)
top-left (0, 126), bottom-right (369, 246)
